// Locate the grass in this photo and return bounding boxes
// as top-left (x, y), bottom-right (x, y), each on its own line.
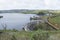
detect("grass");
top-left (13, 30), bottom-right (60, 40)
top-left (49, 16), bottom-right (60, 24)
top-left (48, 13), bottom-right (60, 27)
top-left (1, 30), bottom-right (60, 40)
top-left (0, 30), bottom-right (60, 40)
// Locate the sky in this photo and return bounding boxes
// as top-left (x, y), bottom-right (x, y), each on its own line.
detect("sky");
top-left (0, 0), bottom-right (60, 10)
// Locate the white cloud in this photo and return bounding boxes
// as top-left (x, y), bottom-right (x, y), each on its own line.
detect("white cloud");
top-left (0, 0), bottom-right (60, 10)
top-left (44, 0), bottom-right (60, 9)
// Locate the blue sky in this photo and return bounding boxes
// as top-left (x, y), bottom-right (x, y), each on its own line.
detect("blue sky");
top-left (0, 0), bottom-right (60, 10)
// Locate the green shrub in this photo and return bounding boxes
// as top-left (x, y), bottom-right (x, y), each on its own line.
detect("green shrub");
top-left (31, 31), bottom-right (49, 40)
top-left (11, 35), bottom-right (17, 40)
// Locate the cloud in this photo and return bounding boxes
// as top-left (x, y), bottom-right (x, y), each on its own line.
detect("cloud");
top-left (0, 0), bottom-right (60, 10)
top-left (44, 0), bottom-right (60, 9)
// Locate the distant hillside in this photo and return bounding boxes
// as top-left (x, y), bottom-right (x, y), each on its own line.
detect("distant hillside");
top-left (0, 9), bottom-right (60, 14)
top-left (0, 9), bottom-right (50, 14)
top-left (0, 9), bottom-right (35, 13)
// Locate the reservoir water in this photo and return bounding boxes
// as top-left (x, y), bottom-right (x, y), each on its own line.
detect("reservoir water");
top-left (0, 13), bottom-right (37, 30)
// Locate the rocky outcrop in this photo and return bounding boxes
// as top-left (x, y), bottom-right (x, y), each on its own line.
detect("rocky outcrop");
top-left (23, 20), bottom-right (45, 31)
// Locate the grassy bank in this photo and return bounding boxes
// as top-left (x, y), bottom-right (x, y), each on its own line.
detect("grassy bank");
top-left (48, 13), bottom-right (60, 28)
top-left (0, 30), bottom-right (60, 40)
